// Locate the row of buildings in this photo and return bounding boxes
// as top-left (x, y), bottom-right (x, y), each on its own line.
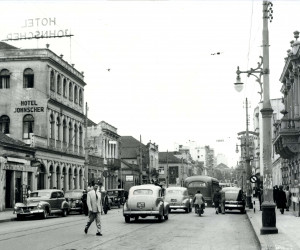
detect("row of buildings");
top-left (0, 42), bottom-right (215, 211)
top-left (235, 31), bottom-right (300, 215)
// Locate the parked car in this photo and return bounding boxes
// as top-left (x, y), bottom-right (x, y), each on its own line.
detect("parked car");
top-left (107, 189), bottom-right (127, 208)
top-left (164, 187), bottom-right (192, 213)
top-left (64, 189), bottom-right (85, 214)
top-left (123, 184), bottom-right (169, 223)
top-left (222, 187), bottom-right (246, 213)
top-left (14, 189), bottom-right (70, 220)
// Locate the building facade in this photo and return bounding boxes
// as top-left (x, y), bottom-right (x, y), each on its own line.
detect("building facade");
top-left (0, 42), bottom-right (86, 193)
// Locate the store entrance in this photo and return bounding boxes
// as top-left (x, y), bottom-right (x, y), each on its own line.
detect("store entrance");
top-left (5, 170), bottom-right (13, 208)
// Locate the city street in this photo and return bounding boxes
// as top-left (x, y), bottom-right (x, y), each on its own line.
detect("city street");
top-left (0, 207), bottom-right (259, 250)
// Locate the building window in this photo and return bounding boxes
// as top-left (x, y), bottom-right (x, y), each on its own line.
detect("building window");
top-left (79, 126), bottom-right (83, 147)
top-left (74, 124), bottom-right (78, 146)
top-left (74, 85), bottom-right (78, 104)
top-left (69, 122), bottom-right (73, 145)
top-left (0, 69), bottom-right (10, 89)
top-left (69, 82), bottom-right (73, 101)
top-left (49, 114), bottom-right (54, 139)
top-left (50, 70), bottom-right (55, 91)
top-left (0, 115), bottom-right (10, 134)
top-left (79, 89), bottom-right (83, 106)
top-left (63, 119), bottom-right (67, 143)
top-left (23, 114), bottom-right (34, 138)
top-left (23, 68), bottom-right (34, 88)
top-left (56, 117), bottom-right (61, 141)
top-left (63, 79), bottom-right (67, 97)
top-left (57, 74), bottom-right (61, 94)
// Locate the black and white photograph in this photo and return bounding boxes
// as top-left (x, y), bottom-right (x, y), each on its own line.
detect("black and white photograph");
top-left (0, 0), bottom-right (299, 249)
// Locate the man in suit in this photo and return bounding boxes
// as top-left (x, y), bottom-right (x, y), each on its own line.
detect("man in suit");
top-left (84, 184), bottom-right (103, 236)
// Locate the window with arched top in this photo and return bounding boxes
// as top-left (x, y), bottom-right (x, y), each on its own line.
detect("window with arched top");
top-left (23, 68), bottom-right (34, 88)
top-left (49, 114), bottom-right (54, 139)
top-left (56, 117), bottom-right (61, 141)
top-left (69, 122), bottom-right (73, 145)
top-left (63, 119), bottom-right (67, 143)
top-left (79, 89), bottom-right (83, 106)
top-left (23, 114), bottom-right (34, 138)
top-left (0, 69), bottom-right (10, 89)
top-left (0, 115), bottom-right (10, 134)
top-left (50, 70), bottom-right (55, 91)
top-left (69, 82), bottom-right (73, 101)
top-left (74, 85), bottom-right (78, 104)
top-left (63, 79), bottom-right (67, 97)
top-left (74, 124), bottom-right (78, 146)
top-left (57, 74), bottom-right (61, 94)
top-left (79, 126), bottom-right (83, 147)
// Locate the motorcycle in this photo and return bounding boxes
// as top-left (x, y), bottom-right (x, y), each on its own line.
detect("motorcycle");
top-left (195, 204), bottom-right (204, 216)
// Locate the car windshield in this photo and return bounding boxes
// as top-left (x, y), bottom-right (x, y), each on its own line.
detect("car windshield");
top-left (65, 191), bottom-right (82, 199)
top-left (188, 181), bottom-right (207, 188)
top-left (107, 191), bottom-right (118, 196)
top-left (166, 190), bottom-right (183, 195)
top-left (133, 189), bottom-right (153, 195)
top-left (30, 191), bottom-right (51, 198)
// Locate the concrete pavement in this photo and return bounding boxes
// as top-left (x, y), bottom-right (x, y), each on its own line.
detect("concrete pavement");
top-left (247, 197), bottom-right (300, 250)
top-left (2, 199), bottom-right (300, 249)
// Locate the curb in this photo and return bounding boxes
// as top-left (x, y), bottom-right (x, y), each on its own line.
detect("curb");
top-left (0, 217), bottom-right (16, 223)
top-left (246, 209), bottom-right (264, 250)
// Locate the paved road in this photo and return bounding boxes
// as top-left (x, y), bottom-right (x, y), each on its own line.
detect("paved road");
top-left (0, 208), bottom-right (259, 250)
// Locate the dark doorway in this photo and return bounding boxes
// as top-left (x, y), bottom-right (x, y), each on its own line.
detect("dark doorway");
top-left (15, 171), bottom-right (22, 203)
top-left (5, 170), bottom-right (13, 208)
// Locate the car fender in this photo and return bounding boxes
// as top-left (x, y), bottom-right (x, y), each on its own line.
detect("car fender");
top-left (163, 201), bottom-right (170, 214)
top-left (37, 201), bottom-right (51, 214)
top-left (61, 201), bottom-right (70, 210)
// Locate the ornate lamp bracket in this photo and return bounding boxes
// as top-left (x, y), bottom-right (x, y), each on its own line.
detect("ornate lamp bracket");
top-left (236, 56), bottom-right (264, 101)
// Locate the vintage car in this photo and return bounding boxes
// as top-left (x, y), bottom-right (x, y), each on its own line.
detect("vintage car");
top-left (123, 184), bottom-right (169, 223)
top-left (64, 189), bottom-right (85, 214)
top-left (14, 189), bottom-right (70, 220)
top-left (164, 187), bottom-right (192, 213)
top-left (107, 189), bottom-right (128, 208)
top-left (222, 187), bottom-right (246, 213)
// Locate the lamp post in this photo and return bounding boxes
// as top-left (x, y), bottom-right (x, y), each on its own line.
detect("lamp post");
top-left (234, 1), bottom-right (277, 234)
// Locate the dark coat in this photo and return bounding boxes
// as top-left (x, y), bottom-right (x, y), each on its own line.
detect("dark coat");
top-left (276, 189), bottom-right (287, 209)
top-left (213, 191), bottom-right (221, 208)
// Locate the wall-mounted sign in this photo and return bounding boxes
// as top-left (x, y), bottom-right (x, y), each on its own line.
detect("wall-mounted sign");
top-left (14, 100), bottom-right (45, 113)
top-left (126, 175), bottom-right (133, 182)
top-left (4, 17), bottom-right (73, 41)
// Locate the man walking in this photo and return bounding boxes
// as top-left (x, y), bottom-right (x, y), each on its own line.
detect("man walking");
top-left (84, 184), bottom-right (103, 236)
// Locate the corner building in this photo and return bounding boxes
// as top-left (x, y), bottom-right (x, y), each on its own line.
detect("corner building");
top-left (0, 42), bottom-right (86, 192)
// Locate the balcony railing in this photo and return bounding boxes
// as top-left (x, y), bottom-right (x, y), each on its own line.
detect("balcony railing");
top-left (273, 118), bottom-right (300, 159)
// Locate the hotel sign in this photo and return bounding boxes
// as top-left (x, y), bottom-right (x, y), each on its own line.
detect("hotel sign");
top-left (14, 100), bottom-right (45, 113)
top-left (4, 17), bottom-right (73, 41)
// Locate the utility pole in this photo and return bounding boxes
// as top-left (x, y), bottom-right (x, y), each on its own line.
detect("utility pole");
top-left (139, 135), bottom-right (142, 185)
top-left (166, 150), bottom-right (169, 188)
top-left (84, 102), bottom-right (88, 190)
top-left (245, 98), bottom-right (253, 209)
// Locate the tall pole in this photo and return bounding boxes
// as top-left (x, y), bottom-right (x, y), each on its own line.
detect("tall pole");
top-left (260, 1), bottom-right (277, 234)
top-left (84, 102), bottom-right (88, 190)
top-left (139, 135), bottom-right (142, 185)
top-left (245, 98), bottom-right (253, 208)
top-left (166, 150), bottom-right (169, 188)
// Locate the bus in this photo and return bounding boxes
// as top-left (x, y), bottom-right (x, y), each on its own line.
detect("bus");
top-left (184, 176), bottom-right (219, 207)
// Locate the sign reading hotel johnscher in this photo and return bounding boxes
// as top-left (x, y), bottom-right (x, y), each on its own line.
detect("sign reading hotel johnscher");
top-left (5, 17), bottom-right (73, 41)
top-left (14, 100), bottom-right (45, 113)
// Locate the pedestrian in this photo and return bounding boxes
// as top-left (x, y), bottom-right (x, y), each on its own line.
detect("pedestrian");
top-left (285, 186), bottom-right (292, 212)
top-left (84, 184), bottom-right (103, 236)
top-left (257, 187), bottom-right (263, 211)
top-left (273, 185), bottom-right (279, 205)
top-left (193, 190), bottom-right (205, 214)
top-left (213, 188), bottom-right (222, 214)
top-left (276, 185), bottom-right (287, 214)
top-left (220, 188), bottom-right (226, 214)
top-left (27, 186), bottom-right (31, 198)
top-left (81, 190), bottom-right (88, 216)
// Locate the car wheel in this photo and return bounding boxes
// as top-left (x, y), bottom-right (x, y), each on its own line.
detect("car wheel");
top-left (17, 214), bottom-right (24, 221)
top-left (168, 208), bottom-right (171, 213)
top-left (134, 216), bottom-right (139, 221)
top-left (41, 209), bottom-right (49, 219)
top-left (164, 214), bottom-right (168, 220)
top-left (125, 216), bottom-right (130, 223)
top-left (240, 208), bottom-right (246, 214)
top-left (62, 208), bottom-right (68, 217)
top-left (185, 208), bottom-right (188, 213)
top-left (118, 202), bottom-right (121, 209)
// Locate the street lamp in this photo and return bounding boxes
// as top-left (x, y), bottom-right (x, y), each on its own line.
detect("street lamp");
top-left (233, 1), bottom-right (277, 235)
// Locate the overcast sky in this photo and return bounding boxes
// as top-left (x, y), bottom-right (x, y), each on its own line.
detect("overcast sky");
top-left (1, 0), bottom-right (299, 167)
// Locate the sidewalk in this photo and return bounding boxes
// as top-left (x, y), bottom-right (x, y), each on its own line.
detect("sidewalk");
top-left (0, 209), bottom-right (16, 223)
top-left (247, 198), bottom-right (300, 250)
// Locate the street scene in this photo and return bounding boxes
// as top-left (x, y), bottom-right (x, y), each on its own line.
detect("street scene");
top-left (1, 0), bottom-right (300, 250)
